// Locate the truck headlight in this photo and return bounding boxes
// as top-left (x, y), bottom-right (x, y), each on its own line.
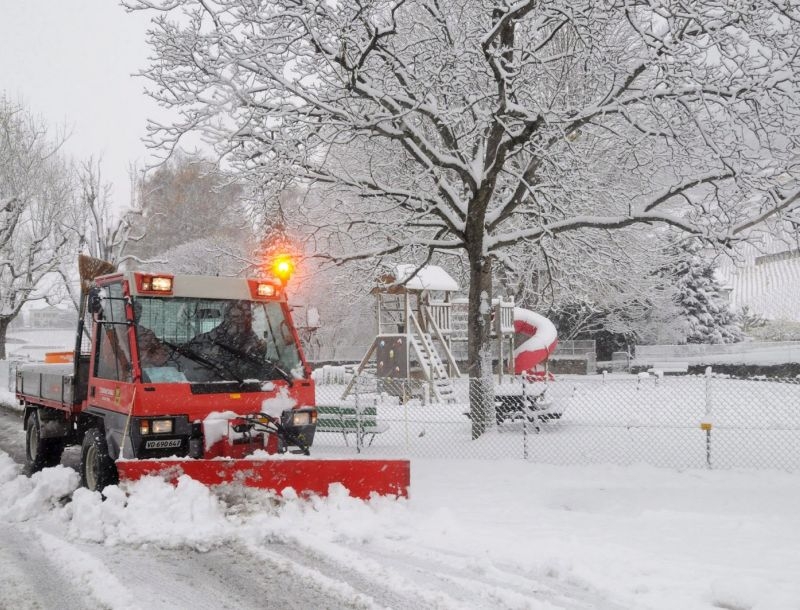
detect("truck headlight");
top-left (151, 419), bottom-right (173, 434)
top-left (290, 410), bottom-right (316, 426)
top-left (141, 419), bottom-right (174, 435)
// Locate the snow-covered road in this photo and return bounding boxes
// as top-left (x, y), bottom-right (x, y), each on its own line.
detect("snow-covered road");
top-left (0, 521), bottom-right (386, 610)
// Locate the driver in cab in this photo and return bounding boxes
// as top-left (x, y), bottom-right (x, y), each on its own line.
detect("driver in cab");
top-left (188, 301), bottom-right (267, 379)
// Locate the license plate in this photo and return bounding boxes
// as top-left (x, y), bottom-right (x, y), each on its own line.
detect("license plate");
top-left (145, 439), bottom-right (182, 449)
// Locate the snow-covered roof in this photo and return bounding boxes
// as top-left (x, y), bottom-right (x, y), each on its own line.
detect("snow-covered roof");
top-left (717, 254), bottom-right (800, 321)
top-left (392, 264), bottom-right (459, 292)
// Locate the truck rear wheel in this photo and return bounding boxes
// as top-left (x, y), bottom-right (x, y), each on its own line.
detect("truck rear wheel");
top-left (80, 428), bottom-right (118, 492)
top-left (25, 410), bottom-right (65, 473)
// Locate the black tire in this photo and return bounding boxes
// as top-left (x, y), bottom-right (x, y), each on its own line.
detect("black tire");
top-left (25, 410), bottom-right (65, 473)
top-left (80, 427), bottom-right (118, 492)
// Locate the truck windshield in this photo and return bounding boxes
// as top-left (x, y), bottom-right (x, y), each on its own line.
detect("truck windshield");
top-left (133, 297), bottom-right (303, 385)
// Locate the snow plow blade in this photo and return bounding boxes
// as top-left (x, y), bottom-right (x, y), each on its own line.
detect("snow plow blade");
top-left (116, 459), bottom-right (410, 499)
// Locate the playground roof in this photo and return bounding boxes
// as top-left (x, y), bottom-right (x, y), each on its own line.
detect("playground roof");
top-left (385, 264), bottom-right (460, 292)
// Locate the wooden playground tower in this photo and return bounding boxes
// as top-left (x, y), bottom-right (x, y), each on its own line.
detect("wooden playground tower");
top-left (342, 265), bottom-right (517, 403)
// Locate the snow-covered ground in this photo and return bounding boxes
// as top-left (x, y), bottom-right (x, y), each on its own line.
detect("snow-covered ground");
top-left (4, 328), bottom-right (76, 362)
top-left (1, 446), bottom-right (799, 609)
top-left (2, 384), bottom-right (800, 609)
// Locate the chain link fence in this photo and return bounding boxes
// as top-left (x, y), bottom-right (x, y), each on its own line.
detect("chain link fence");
top-left (4, 357), bottom-right (798, 470)
top-left (311, 367), bottom-right (800, 471)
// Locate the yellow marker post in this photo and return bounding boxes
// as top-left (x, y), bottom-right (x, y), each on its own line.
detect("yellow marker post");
top-left (700, 422), bottom-right (712, 467)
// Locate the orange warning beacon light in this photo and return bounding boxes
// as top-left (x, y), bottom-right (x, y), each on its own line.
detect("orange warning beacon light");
top-left (272, 254), bottom-right (294, 285)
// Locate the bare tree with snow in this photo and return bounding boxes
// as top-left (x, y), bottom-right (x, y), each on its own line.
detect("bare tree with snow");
top-left (0, 97), bottom-right (78, 360)
top-left (129, 0), bottom-right (800, 436)
top-left (54, 158), bottom-right (150, 312)
top-left (73, 158), bottom-right (146, 265)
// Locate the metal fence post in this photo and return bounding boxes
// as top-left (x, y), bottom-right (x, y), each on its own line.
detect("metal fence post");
top-left (354, 380), bottom-right (363, 454)
top-left (703, 367), bottom-right (713, 468)
top-left (403, 379), bottom-right (409, 450)
top-left (522, 409), bottom-right (529, 460)
top-left (700, 422), bottom-right (712, 468)
top-left (705, 367), bottom-right (713, 418)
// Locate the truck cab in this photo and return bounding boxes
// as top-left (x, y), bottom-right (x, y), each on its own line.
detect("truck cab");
top-left (17, 270), bottom-right (317, 490)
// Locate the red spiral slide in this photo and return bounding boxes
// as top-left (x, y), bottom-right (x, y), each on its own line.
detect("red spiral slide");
top-left (513, 307), bottom-right (558, 376)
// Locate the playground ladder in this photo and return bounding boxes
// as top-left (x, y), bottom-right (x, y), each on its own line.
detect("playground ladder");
top-left (409, 318), bottom-right (458, 404)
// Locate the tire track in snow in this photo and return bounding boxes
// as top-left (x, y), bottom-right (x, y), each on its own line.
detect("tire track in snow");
top-left (241, 540), bottom-right (396, 609)
top-left (0, 524), bottom-right (103, 610)
top-left (354, 540), bottom-right (628, 610)
top-left (35, 529), bottom-right (139, 609)
top-left (18, 529), bottom-right (356, 610)
top-left (267, 530), bottom-right (631, 610)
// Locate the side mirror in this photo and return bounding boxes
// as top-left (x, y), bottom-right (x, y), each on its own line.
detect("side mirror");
top-left (87, 287), bottom-right (103, 316)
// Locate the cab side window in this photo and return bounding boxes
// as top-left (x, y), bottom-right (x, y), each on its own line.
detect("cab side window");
top-left (95, 283), bottom-right (132, 382)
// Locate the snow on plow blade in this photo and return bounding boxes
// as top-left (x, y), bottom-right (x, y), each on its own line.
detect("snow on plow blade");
top-left (116, 459), bottom-right (411, 499)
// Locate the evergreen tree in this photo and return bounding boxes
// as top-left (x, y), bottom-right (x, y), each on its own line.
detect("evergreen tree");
top-left (673, 240), bottom-right (743, 344)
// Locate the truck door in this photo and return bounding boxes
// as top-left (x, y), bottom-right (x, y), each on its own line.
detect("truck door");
top-left (90, 281), bottom-right (135, 416)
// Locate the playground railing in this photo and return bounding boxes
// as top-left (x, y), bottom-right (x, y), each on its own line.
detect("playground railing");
top-left (426, 301), bottom-right (452, 334)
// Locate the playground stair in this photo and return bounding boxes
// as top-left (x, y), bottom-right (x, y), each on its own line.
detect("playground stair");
top-left (410, 332), bottom-right (457, 403)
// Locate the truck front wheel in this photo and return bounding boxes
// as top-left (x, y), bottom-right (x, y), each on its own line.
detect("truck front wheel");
top-left (80, 428), bottom-right (118, 492)
top-left (25, 410), bottom-right (65, 473)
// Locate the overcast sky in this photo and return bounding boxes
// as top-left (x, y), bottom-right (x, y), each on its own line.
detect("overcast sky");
top-left (0, 1), bottom-right (162, 209)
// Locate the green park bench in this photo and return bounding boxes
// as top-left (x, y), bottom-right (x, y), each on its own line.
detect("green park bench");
top-left (316, 404), bottom-right (389, 447)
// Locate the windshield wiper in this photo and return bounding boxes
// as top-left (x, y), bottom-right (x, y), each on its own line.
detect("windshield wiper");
top-left (162, 340), bottom-right (245, 386)
top-left (210, 340), bottom-right (294, 386)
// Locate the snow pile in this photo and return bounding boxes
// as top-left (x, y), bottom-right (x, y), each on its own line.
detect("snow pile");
top-left (0, 453), bottom-right (78, 521)
top-left (68, 476), bottom-right (234, 550)
top-left (244, 483), bottom-right (411, 543)
top-left (66, 476), bottom-right (411, 554)
top-left (0, 390), bottom-right (18, 410)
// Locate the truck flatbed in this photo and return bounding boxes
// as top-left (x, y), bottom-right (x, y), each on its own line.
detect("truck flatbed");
top-left (16, 363), bottom-right (79, 409)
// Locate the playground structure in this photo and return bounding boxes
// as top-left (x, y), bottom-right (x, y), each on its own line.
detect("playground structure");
top-left (342, 265), bottom-right (558, 404)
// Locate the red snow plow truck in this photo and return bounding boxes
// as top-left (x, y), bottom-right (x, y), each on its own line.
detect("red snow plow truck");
top-left (15, 255), bottom-right (409, 499)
